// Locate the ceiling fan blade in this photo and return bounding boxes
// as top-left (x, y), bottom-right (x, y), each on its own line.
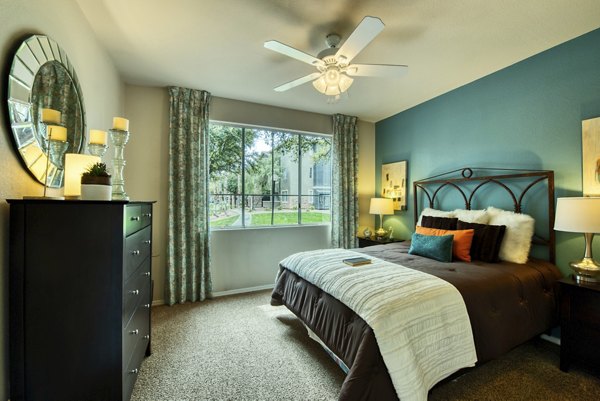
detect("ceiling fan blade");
top-left (264, 40), bottom-right (324, 67)
top-left (336, 16), bottom-right (385, 64)
top-left (274, 72), bottom-right (323, 92)
top-left (346, 64), bottom-right (408, 78)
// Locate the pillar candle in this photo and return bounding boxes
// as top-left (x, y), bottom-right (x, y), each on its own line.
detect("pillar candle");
top-left (89, 129), bottom-right (108, 145)
top-left (48, 125), bottom-right (67, 141)
top-left (41, 108), bottom-right (61, 124)
top-left (112, 117), bottom-right (129, 131)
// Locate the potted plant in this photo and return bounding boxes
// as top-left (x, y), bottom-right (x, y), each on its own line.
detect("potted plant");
top-left (80, 162), bottom-right (112, 200)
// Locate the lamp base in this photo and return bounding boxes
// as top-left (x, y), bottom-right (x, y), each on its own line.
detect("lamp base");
top-left (570, 257), bottom-right (600, 283)
top-left (375, 227), bottom-right (387, 239)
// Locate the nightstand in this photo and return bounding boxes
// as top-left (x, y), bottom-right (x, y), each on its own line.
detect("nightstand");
top-left (559, 277), bottom-right (600, 373)
top-left (357, 236), bottom-right (403, 248)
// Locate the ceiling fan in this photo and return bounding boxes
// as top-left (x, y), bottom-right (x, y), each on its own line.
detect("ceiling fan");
top-left (264, 16), bottom-right (408, 100)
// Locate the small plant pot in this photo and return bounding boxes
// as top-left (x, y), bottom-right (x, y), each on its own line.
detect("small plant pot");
top-left (81, 176), bottom-right (112, 200)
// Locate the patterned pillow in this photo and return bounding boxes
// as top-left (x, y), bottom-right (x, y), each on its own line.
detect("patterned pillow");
top-left (408, 233), bottom-right (454, 263)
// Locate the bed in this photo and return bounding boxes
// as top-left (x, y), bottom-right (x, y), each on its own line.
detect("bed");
top-left (271, 168), bottom-right (562, 401)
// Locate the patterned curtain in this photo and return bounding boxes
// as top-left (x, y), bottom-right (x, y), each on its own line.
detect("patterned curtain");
top-left (166, 87), bottom-right (212, 305)
top-left (331, 114), bottom-right (359, 248)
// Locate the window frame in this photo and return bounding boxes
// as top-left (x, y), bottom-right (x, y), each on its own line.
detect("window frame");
top-left (209, 120), bottom-right (332, 230)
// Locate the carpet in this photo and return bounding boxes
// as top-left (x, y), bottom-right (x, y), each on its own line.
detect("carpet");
top-left (131, 290), bottom-right (600, 401)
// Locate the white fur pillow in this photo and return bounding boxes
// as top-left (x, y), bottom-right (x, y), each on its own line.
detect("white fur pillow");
top-left (417, 207), bottom-right (455, 225)
top-left (487, 206), bottom-right (535, 264)
top-left (453, 209), bottom-right (490, 224)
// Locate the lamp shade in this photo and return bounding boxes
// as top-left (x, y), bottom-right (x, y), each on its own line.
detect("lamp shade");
top-left (369, 198), bottom-right (394, 215)
top-left (312, 71), bottom-right (354, 96)
top-left (64, 153), bottom-right (101, 197)
top-left (554, 197), bottom-right (600, 233)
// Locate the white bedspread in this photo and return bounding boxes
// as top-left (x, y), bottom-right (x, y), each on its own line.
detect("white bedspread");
top-left (280, 248), bottom-right (477, 401)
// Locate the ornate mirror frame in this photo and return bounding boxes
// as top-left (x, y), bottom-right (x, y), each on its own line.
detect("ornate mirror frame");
top-left (6, 35), bottom-right (86, 188)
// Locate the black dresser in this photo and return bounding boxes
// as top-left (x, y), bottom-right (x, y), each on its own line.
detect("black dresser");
top-left (8, 199), bottom-right (154, 401)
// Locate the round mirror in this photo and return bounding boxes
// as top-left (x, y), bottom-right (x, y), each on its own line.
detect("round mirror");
top-left (6, 35), bottom-right (86, 188)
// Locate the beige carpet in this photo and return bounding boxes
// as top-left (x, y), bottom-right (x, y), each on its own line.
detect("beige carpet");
top-left (131, 290), bottom-right (600, 401)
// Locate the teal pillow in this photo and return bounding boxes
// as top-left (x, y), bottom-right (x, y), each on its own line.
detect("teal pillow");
top-left (408, 233), bottom-right (454, 263)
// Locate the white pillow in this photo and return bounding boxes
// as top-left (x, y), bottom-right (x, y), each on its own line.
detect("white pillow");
top-left (453, 209), bottom-right (490, 224)
top-left (417, 207), bottom-right (455, 225)
top-left (487, 206), bottom-right (535, 264)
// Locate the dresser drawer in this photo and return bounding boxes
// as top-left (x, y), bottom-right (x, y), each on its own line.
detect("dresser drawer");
top-left (125, 205), bottom-right (143, 236)
top-left (123, 264), bottom-right (151, 327)
top-left (123, 298), bottom-right (150, 368)
top-left (122, 328), bottom-right (150, 401)
top-left (140, 204), bottom-right (152, 229)
top-left (124, 226), bottom-right (152, 280)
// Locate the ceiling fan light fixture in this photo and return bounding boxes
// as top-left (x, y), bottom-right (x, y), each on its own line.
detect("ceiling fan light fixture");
top-left (266, 16), bottom-right (407, 98)
top-left (312, 71), bottom-right (353, 97)
top-left (325, 67), bottom-right (341, 86)
top-left (325, 85), bottom-right (341, 96)
top-left (339, 73), bottom-right (354, 92)
top-left (312, 75), bottom-right (327, 94)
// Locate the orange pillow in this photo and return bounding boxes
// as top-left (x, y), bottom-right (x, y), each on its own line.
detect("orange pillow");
top-left (415, 226), bottom-right (475, 262)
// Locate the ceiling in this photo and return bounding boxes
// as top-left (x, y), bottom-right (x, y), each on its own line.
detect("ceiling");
top-left (76, 0), bottom-right (600, 122)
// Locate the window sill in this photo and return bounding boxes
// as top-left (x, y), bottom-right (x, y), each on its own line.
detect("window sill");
top-left (210, 223), bottom-right (331, 232)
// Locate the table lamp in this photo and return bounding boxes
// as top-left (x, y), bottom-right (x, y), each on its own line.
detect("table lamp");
top-left (64, 153), bottom-right (101, 199)
top-left (554, 197), bottom-right (600, 282)
top-left (369, 198), bottom-right (394, 238)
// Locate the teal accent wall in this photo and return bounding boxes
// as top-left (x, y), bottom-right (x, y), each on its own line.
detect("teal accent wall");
top-left (375, 28), bottom-right (600, 275)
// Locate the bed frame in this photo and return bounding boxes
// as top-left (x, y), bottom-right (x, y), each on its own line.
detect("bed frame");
top-left (412, 167), bottom-right (555, 263)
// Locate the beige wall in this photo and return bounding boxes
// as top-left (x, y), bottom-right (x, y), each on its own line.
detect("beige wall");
top-left (0, 0), bottom-right (125, 397)
top-left (357, 120), bottom-right (376, 232)
top-left (123, 85), bottom-right (169, 303)
top-left (124, 87), bottom-right (376, 302)
top-left (210, 97), bottom-right (333, 134)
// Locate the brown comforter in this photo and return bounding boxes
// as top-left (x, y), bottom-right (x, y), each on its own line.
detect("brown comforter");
top-left (271, 242), bottom-right (562, 401)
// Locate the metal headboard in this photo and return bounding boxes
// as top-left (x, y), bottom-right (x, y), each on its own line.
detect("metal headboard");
top-left (413, 167), bottom-right (555, 263)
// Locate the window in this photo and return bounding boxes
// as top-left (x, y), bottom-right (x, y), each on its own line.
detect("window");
top-left (209, 123), bottom-right (332, 229)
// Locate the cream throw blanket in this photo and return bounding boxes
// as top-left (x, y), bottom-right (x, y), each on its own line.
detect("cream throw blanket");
top-left (280, 248), bottom-right (477, 401)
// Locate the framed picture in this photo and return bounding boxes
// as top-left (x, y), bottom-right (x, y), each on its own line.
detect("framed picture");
top-left (582, 117), bottom-right (600, 196)
top-left (382, 161), bottom-right (407, 210)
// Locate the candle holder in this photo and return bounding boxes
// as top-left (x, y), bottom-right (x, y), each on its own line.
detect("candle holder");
top-left (88, 143), bottom-right (108, 158)
top-left (48, 139), bottom-right (69, 169)
top-left (40, 138), bottom-right (68, 198)
top-left (109, 128), bottom-right (130, 200)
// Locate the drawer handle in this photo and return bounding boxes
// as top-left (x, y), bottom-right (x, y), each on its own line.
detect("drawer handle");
top-left (144, 304), bottom-right (151, 309)
top-left (130, 329), bottom-right (139, 335)
top-left (132, 250), bottom-right (140, 256)
top-left (144, 334), bottom-right (150, 340)
top-left (130, 216), bottom-right (141, 221)
top-left (129, 369), bottom-right (139, 375)
top-left (144, 240), bottom-right (151, 245)
top-left (143, 213), bottom-right (152, 218)
top-left (129, 289), bottom-right (140, 296)
top-left (143, 272), bottom-right (151, 277)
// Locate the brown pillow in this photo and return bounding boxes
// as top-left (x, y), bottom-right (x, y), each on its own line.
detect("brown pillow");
top-left (456, 220), bottom-right (506, 263)
top-left (420, 215), bottom-right (458, 230)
